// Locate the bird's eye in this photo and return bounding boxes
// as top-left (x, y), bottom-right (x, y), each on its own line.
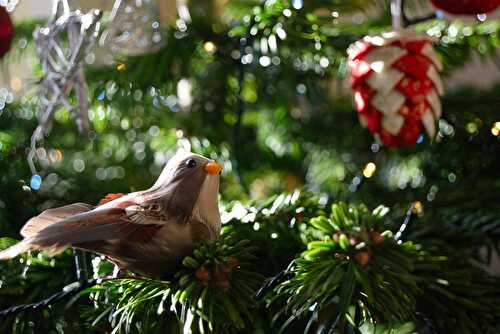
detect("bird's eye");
top-left (186, 159), bottom-right (197, 168)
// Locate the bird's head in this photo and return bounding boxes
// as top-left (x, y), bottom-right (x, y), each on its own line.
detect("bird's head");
top-left (149, 151), bottom-right (222, 233)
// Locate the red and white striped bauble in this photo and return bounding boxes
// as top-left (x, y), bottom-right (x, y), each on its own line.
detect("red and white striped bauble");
top-left (0, 6), bottom-right (14, 59)
top-left (348, 31), bottom-right (443, 147)
top-left (430, 0), bottom-right (500, 15)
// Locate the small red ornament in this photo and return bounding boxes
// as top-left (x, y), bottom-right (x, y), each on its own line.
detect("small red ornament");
top-left (370, 231), bottom-right (385, 245)
top-left (348, 31), bottom-right (443, 147)
top-left (353, 250), bottom-right (373, 267)
top-left (226, 256), bottom-right (240, 270)
top-left (0, 6), bottom-right (14, 59)
top-left (214, 264), bottom-right (231, 292)
top-left (430, 0), bottom-right (500, 15)
top-left (195, 266), bottom-right (211, 282)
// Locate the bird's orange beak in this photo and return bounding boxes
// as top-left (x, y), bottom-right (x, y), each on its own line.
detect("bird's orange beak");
top-left (204, 161), bottom-right (223, 175)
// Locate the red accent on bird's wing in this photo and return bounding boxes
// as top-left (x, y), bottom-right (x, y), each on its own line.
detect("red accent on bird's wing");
top-left (98, 193), bottom-right (126, 206)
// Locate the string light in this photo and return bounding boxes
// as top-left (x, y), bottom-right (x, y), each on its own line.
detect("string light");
top-left (30, 174), bottom-right (42, 190)
top-left (292, 0), bottom-right (303, 10)
top-left (363, 162), bottom-right (377, 178)
top-left (203, 41), bottom-right (216, 54)
top-left (477, 13), bottom-right (487, 22)
top-left (412, 201), bottom-right (423, 214)
top-left (491, 122), bottom-right (500, 136)
top-left (116, 63), bottom-right (126, 71)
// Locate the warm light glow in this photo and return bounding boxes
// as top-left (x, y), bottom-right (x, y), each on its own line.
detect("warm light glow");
top-left (203, 41), bottom-right (216, 54)
top-left (116, 63), bottom-right (126, 71)
top-left (363, 162), bottom-right (377, 178)
top-left (413, 201), bottom-right (423, 214)
top-left (491, 122), bottom-right (500, 136)
top-left (10, 77), bottom-right (22, 92)
top-left (49, 148), bottom-right (63, 163)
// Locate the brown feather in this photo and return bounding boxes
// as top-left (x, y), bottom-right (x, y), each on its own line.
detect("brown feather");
top-left (127, 225), bottom-right (162, 243)
top-left (189, 219), bottom-right (212, 243)
top-left (20, 203), bottom-right (93, 238)
top-left (30, 207), bottom-right (162, 248)
top-left (31, 209), bottom-right (127, 247)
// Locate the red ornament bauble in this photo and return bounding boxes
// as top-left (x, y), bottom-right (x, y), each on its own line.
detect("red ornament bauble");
top-left (430, 0), bottom-right (500, 15)
top-left (0, 6), bottom-right (14, 59)
top-left (348, 31), bottom-right (443, 147)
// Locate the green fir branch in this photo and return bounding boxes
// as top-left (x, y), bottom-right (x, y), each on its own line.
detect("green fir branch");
top-left (264, 202), bottom-right (500, 333)
top-left (85, 233), bottom-right (263, 333)
top-left (266, 203), bottom-right (421, 332)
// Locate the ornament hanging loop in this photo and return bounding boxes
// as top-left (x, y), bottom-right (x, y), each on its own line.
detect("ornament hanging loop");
top-left (393, 0), bottom-right (438, 29)
top-left (391, 0), bottom-right (403, 31)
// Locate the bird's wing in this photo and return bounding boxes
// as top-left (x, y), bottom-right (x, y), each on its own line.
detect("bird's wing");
top-left (0, 194), bottom-right (169, 260)
top-left (19, 193), bottom-right (129, 239)
top-left (21, 203), bottom-right (94, 237)
top-left (27, 199), bottom-right (170, 246)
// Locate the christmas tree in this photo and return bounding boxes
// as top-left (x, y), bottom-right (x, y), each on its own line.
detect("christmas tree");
top-left (1, 0), bottom-right (500, 333)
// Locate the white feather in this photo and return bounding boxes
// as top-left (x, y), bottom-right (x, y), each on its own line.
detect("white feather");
top-left (191, 174), bottom-right (221, 240)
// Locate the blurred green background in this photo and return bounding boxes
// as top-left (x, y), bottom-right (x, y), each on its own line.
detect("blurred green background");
top-left (0, 0), bottom-right (500, 332)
